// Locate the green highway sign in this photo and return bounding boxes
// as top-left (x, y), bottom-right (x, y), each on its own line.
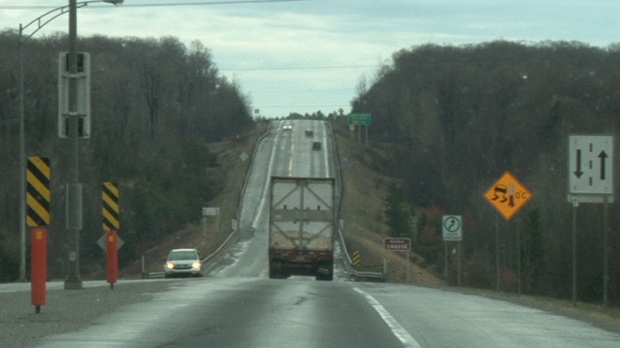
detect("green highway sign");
top-left (348, 113), bottom-right (372, 125)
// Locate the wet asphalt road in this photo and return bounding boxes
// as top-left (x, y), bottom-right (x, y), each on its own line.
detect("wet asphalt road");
top-left (0, 279), bottom-right (178, 348)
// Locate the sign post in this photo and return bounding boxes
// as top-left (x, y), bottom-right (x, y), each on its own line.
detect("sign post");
top-left (567, 134), bottom-right (614, 306)
top-left (106, 230), bottom-right (118, 289)
top-left (31, 228), bottom-right (47, 313)
top-left (202, 207), bottom-right (220, 238)
top-left (26, 157), bottom-right (50, 313)
top-left (442, 215), bottom-right (462, 286)
top-left (384, 237), bottom-right (411, 283)
top-left (484, 172), bottom-right (533, 291)
top-left (101, 182), bottom-right (122, 289)
top-left (352, 250), bottom-right (361, 268)
top-left (348, 113), bottom-right (371, 145)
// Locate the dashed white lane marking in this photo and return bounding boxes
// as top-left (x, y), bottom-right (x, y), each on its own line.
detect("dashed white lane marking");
top-left (353, 287), bottom-right (422, 348)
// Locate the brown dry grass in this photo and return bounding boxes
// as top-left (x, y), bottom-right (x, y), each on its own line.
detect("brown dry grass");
top-left (334, 126), bottom-right (443, 286)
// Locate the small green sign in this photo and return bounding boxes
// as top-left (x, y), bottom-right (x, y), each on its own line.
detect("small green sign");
top-left (348, 113), bottom-right (372, 125)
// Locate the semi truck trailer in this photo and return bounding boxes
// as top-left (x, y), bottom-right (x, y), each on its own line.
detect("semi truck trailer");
top-left (268, 176), bottom-right (335, 281)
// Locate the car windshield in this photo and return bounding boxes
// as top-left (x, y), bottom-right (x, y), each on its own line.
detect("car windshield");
top-left (168, 251), bottom-right (197, 261)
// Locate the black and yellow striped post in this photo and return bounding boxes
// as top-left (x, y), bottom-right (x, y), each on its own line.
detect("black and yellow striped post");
top-left (352, 250), bottom-right (361, 268)
top-left (102, 182), bottom-right (120, 231)
top-left (26, 157), bottom-right (51, 227)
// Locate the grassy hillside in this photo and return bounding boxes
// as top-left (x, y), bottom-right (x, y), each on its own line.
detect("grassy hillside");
top-left (333, 122), bottom-right (443, 286)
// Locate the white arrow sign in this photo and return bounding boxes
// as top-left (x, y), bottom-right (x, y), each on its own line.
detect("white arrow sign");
top-left (568, 135), bottom-right (613, 195)
top-left (442, 215), bottom-right (462, 242)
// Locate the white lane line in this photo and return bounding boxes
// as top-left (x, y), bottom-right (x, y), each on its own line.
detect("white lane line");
top-left (321, 121), bottom-right (330, 177)
top-left (289, 127), bottom-right (296, 176)
top-left (252, 127), bottom-right (279, 229)
top-left (353, 287), bottom-right (422, 348)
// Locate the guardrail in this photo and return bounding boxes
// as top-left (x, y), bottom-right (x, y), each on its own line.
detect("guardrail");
top-left (144, 271), bottom-right (165, 279)
top-left (327, 122), bottom-right (385, 282)
top-left (142, 123), bottom-right (272, 279)
top-left (336, 227), bottom-right (385, 282)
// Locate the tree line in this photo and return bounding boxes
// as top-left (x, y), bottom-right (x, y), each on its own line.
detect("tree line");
top-left (0, 31), bottom-right (254, 280)
top-left (356, 40), bottom-right (619, 305)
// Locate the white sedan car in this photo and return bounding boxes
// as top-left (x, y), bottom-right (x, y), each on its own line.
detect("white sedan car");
top-left (164, 248), bottom-right (204, 278)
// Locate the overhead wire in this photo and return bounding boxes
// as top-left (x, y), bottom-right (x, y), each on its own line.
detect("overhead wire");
top-left (0, 0), bottom-right (310, 10)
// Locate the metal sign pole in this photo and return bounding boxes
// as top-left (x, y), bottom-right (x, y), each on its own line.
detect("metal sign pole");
top-left (517, 215), bottom-right (521, 294)
top-left (495, 214), bottom-right (500, 291)
top-left (65, 0), bottom-right (83, 290)
top-left (406, 251), bottom-right (410, 284)
top-left (567, 135), bottom-right (614, 306)
top-left (572, 196), bottom-right (578, 304)
top-left (444, 242), bottom-right (448, 285)
top-left (457, 242), bottom-right (462, 286)
top-left (603, 195), bottom-right (609, 307)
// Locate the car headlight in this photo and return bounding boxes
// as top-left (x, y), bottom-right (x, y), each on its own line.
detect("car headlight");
top-left (192, 262), bottom-right (201, 270)
top-left (166, 262), bottom-right (175, 269)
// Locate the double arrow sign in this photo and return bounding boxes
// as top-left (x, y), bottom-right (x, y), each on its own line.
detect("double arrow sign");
top-left (569, 135), bottom-right (613, 195)
top-left (574, 149), bottom-right (609, 180)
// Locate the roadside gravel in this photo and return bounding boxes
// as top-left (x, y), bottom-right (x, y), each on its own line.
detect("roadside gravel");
top-left (0, 279), bottom-right (184, 348)
top-left (450, 286), bottom-right (620, 335)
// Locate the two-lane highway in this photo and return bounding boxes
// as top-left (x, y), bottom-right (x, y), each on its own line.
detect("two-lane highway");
top-left (2, 120), bottom-right (618, 347)
top-left (27, 277), bottom-right (620, 348)
top-left (205, 119), bottom-right (335, 279)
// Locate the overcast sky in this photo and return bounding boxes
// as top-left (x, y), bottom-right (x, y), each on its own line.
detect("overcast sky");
top-left (1, 0), bottom-right (619, 118)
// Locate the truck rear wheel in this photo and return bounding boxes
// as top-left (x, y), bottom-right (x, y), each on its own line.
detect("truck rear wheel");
top-left (315, 266), bottom-right (333, 281)
top-left (316, 273), bottom-right (333, 281)
top-left (269, 267), bottom-right (288, 279)
top-left (269, 267), bottom-right (279, 279)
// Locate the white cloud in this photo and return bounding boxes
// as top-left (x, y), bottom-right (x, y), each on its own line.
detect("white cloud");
top-left (2, 0), bottom-right (618, 117)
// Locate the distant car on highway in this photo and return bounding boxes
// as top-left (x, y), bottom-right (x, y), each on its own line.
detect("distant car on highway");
top-left (164, 248), bottom-right (203, 278)
top-left (312, 141), bottom-right (321, 151)
top-left (305, 130), bottom-right (313, 137)
top-left (282, 124), bottom-right (292, 131)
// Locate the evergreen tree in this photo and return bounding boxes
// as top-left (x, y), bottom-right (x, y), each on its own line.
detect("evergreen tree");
top-left (384, 183), bottom-right (411, 238)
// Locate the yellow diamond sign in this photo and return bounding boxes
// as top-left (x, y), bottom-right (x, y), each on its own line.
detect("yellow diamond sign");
top-left (484, 171), bottom-right (533, 220)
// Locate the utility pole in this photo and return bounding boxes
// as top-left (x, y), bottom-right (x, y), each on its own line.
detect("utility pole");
top-left (64, 0), bottom-right (83, 290)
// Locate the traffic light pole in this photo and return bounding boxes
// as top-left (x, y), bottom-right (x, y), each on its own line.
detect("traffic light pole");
top-left (64, 0), bottom-right (83, 290)
top-left (17, 0), bottom-right (123, 288)
top-left (18, 1), bottom-right (89, 283)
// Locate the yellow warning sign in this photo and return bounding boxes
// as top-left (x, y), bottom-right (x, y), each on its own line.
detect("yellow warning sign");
top-left (102, 182), bottom-right (120, 231)
top-left (27, 156), bottom-right (51, 227)
top-left (484, 171), bottom-right (532, 220)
